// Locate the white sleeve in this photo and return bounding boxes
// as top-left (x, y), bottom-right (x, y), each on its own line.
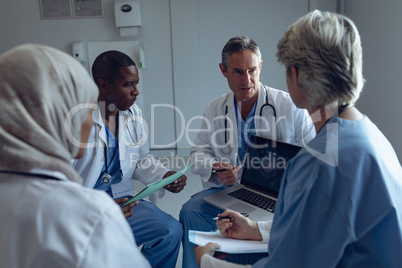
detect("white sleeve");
top-left (134, 136), bottom-right (169, 181)
top-left (201, 255), bottom-right (252, 268)
top-left (257, 221), bottom-right (273, 244)
top-left (129, 107), bottom-right (170, 199)
top-left (79, 204), bottom-right (151, 268)
top-left (190, 103), bottom-right (222, 187)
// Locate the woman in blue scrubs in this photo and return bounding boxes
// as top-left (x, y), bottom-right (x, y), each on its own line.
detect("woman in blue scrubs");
top-left (194, 10), bottom-right (402, 268)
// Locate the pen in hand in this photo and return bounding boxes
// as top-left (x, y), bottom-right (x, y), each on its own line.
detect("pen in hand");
top-left (213, 212), bottom-right (249, 220)
top-left (211, 168), bottom-right (228, 173)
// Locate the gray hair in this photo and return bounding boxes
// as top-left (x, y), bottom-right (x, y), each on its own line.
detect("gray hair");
top-left (221, 36), bottom-right (262, 71)
top-left (276, 10), bottom-right (365, 108)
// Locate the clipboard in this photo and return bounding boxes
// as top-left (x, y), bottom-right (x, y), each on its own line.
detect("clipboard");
top-left (120, 163), bottom-right (194, 207)
top-left (189, 230), bottom-right (268, 254)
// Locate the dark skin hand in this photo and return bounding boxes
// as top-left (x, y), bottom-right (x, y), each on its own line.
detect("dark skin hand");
top-left (113, 171), bottom-right (186, 218)
top-left (163, 171), bottom-right (187, 193)
top-left (114, 198), bottom-right (138, 219)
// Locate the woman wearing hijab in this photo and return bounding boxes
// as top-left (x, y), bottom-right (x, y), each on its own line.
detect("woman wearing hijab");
top-left (0, 44), bottom-right (150, 267)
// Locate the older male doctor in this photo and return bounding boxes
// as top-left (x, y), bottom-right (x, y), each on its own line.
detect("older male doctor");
top-left (190, 82), bottom-right (314, 187)
top-left (179, 36), bottom-right (316, 267)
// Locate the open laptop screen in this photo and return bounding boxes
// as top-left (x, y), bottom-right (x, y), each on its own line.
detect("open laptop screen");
top-left (240, 135), bottom-right (302, 197)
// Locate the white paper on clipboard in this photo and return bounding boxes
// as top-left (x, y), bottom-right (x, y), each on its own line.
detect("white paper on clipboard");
top-left (189, 230), bottom-right (268, 254)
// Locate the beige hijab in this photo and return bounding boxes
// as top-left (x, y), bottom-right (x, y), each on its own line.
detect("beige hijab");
top-left (0, 44), bottom-right (98, 183)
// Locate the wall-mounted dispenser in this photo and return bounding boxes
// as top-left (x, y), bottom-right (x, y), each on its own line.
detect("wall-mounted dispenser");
top-left (72, 42), bottom-right (88, 70)
top-left (114, 0), bottom-right (142, 37)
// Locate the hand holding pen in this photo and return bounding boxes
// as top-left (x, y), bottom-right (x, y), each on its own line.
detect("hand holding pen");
top-left (211, 163), bottom-right (241, 186)
top-left (215, 209), bottom-right (263, 241)
top-left (211, 168), bottom-right (228, 173)
top-left (213, 212), bottom-right (249, 221)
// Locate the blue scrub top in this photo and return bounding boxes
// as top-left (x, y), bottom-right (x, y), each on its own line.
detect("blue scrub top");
top-left (253, 116), bottom-right (402, 267)
top-left (94, 129), bottom-right (122, 197)
top-left (235, 101), bottom-right (257, 165)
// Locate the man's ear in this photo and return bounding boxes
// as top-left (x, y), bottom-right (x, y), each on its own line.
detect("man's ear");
top-left (219, 63), bottom-right (228, 78)
top-left (97, 78), bottom-right (108, 95)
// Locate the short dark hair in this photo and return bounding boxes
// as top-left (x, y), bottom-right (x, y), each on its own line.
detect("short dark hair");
top-left (91, 50), bottom-right (136, 85)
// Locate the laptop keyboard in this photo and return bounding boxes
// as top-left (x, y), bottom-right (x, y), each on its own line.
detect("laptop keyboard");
top-left (228, 188), bottom-right (276, 213)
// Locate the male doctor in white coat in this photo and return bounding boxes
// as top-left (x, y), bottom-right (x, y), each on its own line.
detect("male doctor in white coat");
top-left (179, 36), bottom-right (316, 267)
top-left (72, 50), bottom-right (186, 268)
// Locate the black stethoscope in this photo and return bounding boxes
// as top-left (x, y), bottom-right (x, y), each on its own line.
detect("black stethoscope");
top-left (222, 87), bottom-right (277, 154)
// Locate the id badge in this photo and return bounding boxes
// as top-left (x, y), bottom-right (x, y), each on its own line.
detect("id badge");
top-left (111, 180), bottom-right (135, 199)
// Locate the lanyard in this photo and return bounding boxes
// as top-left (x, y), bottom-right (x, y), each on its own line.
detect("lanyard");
top-left (234, 98), bottom-right (257, 150)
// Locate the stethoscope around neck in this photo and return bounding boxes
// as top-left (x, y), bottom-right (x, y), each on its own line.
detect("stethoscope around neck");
top-left (222, 88), bottom-right (277, 154)
top-left (101, 118), bottom-right (123, 184)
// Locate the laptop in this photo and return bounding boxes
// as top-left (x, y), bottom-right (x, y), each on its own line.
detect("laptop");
top-left (203, 135), bottom-right (302, 221)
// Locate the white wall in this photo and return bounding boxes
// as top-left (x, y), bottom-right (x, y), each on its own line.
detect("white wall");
top-left (1, 0), bottom-right (401, 162)
top-left (0, 0), bottom-right (177, 150)
top-left (344, 0), bottom-right (402, 163)
top-left (0, 0), bottom-right (309, 153)
top-left (170, 0), bottom-right (309, 153)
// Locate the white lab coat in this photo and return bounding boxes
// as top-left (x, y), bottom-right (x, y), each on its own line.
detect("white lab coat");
top-left (0, 171), bottom-right (150, 268)
top-left (72, 104), bottom-right (169, 200)
top-left (190, 83), bottom-right (315, 188)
